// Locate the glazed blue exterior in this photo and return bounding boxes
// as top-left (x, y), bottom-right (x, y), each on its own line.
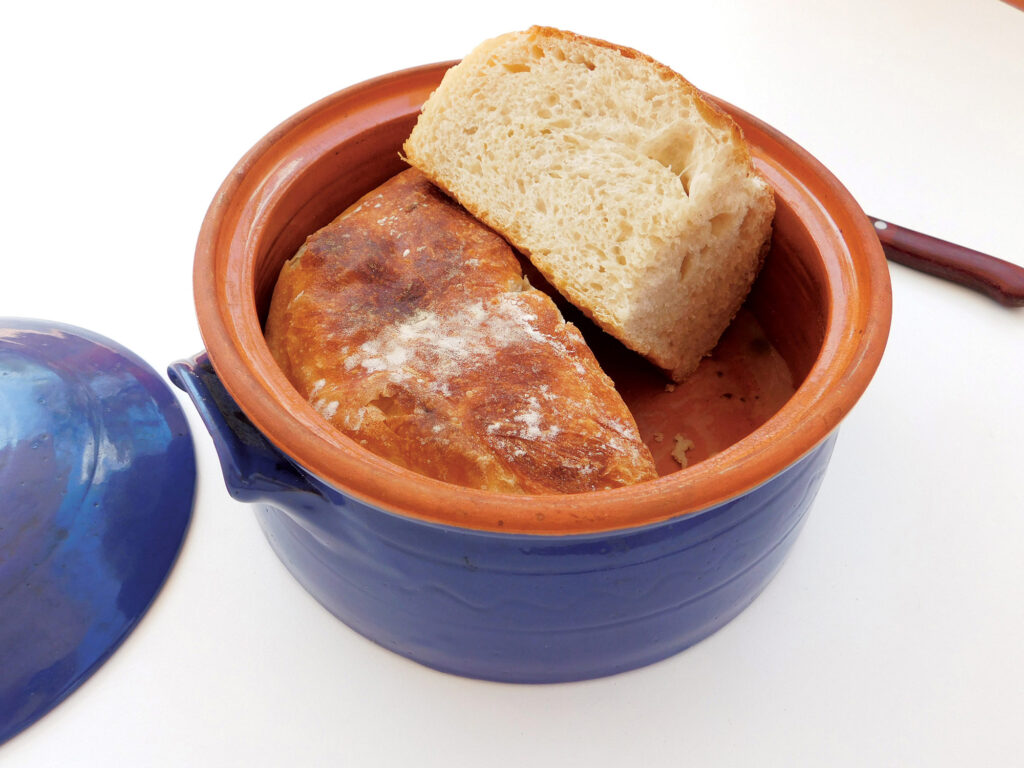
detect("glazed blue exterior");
top-left (171, 352), bottom-right (834, 683)
top-left (0, 319), bottom-right (195, 744)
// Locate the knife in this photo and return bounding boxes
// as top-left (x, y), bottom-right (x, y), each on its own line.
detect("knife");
top-left (869, 217), bottom-right (1024, 307)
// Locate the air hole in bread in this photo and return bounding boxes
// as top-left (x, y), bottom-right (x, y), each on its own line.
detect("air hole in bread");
top-left (710, 212), bottom-right (735, 238)
top-left (502, 61), bottom-right (531, 74)
top-left (642, 123), bottom-right (698, 196)
top-left (679, 249), bottom-right (696, 281)
top-left (560, 133), bottom-right (583, 150)
top-left (367, 394), bottom-right (405, 420)
top-left (737, 206), bottom-right (760, 238)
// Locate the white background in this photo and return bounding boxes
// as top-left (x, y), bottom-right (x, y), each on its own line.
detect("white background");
top-left (3, 0), bottom-right (1023, 765)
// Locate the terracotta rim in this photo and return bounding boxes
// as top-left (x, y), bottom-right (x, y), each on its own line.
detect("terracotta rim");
top-left (194, 61), bottom-right (892, 535)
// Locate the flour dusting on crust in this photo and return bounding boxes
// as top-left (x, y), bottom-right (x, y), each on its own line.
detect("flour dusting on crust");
top-left (342, 293), bottom-right (572, 396)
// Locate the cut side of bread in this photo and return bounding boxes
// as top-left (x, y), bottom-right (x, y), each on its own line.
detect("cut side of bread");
top-left (404, 26), bottom-right (775, 382)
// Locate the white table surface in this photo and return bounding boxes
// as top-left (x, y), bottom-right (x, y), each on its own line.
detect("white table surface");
top-left (3, 1), bottom-right (1022, 765)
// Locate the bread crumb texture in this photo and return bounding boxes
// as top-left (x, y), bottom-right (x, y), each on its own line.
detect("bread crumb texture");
top-left (671, 434), bottom-right (696, 468)
top-left (404, 26), bottom-right (775, 382)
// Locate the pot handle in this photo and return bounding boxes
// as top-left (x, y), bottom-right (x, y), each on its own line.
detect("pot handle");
top-left (168, 353), bottom-right (322, 503)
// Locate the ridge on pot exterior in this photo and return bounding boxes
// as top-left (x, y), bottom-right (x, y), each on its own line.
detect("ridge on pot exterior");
top-left (173, 61), bottom-right (891, 683)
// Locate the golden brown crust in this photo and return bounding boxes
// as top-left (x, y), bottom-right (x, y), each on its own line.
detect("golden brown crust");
top-left (264, 168), bottom-right (657, 493)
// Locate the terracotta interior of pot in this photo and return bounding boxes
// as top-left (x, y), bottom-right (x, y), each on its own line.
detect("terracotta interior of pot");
top-left (248, 112), bottom-right (829, 477)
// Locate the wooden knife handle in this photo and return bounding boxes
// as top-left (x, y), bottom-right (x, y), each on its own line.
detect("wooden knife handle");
top-left (870, 217), bottom-right (1024, 307)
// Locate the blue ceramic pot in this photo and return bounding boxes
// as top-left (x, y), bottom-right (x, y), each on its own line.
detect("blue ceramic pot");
top-left (179, 62), bottom-right (890, 683)
top-left (171, 353), bottom-right (834, 683)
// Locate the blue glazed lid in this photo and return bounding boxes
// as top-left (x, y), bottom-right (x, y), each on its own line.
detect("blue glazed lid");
top-left (0, 319), bottom-right (195, 745)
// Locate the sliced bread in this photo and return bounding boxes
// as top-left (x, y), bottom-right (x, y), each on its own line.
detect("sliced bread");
top-left (403, 26), bottom-right (775, 381)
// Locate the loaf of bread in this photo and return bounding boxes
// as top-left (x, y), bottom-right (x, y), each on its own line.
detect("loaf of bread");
top-left (264, 168), bottom-right (658, 493)
top-left (404, 26), bottom-right (776, 382)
